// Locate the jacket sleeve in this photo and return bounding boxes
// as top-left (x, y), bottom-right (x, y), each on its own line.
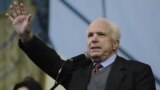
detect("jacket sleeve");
top-left (18, 35), bottom-right (70, 81)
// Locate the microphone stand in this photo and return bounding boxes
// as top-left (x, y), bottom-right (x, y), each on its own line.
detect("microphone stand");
top-left (50, 53), bottom-right (88, 90)
top-left (50, 61), bottom-right (66, 90)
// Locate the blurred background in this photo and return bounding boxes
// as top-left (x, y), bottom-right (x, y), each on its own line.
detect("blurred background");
top-left (0, 0), bottom-right (160, 90)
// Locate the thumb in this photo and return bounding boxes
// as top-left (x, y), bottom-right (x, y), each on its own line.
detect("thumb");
top-left (23, 14), bottom-right (32, 33)
top-left (25, 14), bottom-right (32, 23)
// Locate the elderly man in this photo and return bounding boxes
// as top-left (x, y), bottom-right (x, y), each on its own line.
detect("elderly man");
top-left (6, 1), bottom-right (156, 90)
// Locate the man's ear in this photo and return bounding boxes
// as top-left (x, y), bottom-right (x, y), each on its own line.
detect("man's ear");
top-left (113, 40), bottom-right (119, 50)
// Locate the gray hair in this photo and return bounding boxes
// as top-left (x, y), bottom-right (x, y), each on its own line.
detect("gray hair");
top-left (90, 18), bottom-right (121, 42)
top-left (108, 20), bottom-right (121, 42)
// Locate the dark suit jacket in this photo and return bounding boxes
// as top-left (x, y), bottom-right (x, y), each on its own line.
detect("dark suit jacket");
top-left (19, 36), bottom-right (156, 90)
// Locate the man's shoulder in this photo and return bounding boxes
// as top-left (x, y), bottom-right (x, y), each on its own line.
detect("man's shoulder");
top-left (117, 56), bottom-right (151, 71)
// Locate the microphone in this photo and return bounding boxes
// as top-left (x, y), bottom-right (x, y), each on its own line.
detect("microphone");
top-left (69, 52), bottom-right (89, 61)
top-left (50, 53), bottom-right (89, 90)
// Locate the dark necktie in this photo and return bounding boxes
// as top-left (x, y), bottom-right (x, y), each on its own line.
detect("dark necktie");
top-left (92, 63), bottom-right (103, 73)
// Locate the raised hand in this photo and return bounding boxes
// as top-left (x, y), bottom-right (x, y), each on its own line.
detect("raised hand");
top-left (6, 1), bottom-right (33, 42)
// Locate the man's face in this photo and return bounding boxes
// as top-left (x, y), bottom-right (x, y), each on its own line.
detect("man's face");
top-left (87, 20), bottom-right (116, 62)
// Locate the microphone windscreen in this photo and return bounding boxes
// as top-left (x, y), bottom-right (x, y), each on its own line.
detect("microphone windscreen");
top-left (69, 53), bottom-right (91, 66)
top-left (69, 53), bottom-right (87, 61)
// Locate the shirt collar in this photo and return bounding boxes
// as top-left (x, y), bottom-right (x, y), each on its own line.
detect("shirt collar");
top-left (100, 54), bottom-right (117, 68)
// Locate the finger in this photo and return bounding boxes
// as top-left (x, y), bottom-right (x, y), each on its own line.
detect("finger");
top-left (20, 3), bottom-right (27, 15)
top-left (9, 4), bottom-right (17, 18)
top-left (13, 1), bottom-right (21, 15)
top-left (6, 13), bottom-right (14, 22)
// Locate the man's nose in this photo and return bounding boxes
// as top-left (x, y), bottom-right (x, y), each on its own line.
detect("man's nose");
top-left (91, 34), bottom-right (99, 42)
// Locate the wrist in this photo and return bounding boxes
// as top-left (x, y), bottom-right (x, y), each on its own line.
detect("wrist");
top-left (20, 32), bottom-right (33, 43)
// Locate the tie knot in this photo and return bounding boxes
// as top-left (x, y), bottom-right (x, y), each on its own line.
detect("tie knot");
top-left (92, 63), bottom-right (103, 73)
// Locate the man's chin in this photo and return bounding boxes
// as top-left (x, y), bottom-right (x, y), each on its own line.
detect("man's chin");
top-left (90, 54), bottom-right (101, 60)
top-left (90, 53), bottom-right (101, 57)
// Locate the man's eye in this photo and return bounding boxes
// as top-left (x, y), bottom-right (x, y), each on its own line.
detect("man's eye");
top-left (88, 33), bottom-right (93, 37)
top-left (98, 32), bottom-right (106, 36)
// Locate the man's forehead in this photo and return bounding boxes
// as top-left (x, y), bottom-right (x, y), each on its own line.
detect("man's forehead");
top-left (87, 29), bottom-right (106, 33)
top-left (87, 24), bottom-right (111, 33)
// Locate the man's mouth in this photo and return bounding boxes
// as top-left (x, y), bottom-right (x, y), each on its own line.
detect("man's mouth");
top-left (90, 46), bottom-right (101, 49)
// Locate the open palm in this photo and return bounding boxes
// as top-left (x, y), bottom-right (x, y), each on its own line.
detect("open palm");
top-left (6, 1), bottom-right (32, 38)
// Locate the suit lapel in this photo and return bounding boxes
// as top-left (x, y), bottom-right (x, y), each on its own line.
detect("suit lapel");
top-left (69, 63), bottom-right (92, 90)
top-left (106, 56), bottom-right (126, 90)
top-left (79, 64), bottom-right (92, 90)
